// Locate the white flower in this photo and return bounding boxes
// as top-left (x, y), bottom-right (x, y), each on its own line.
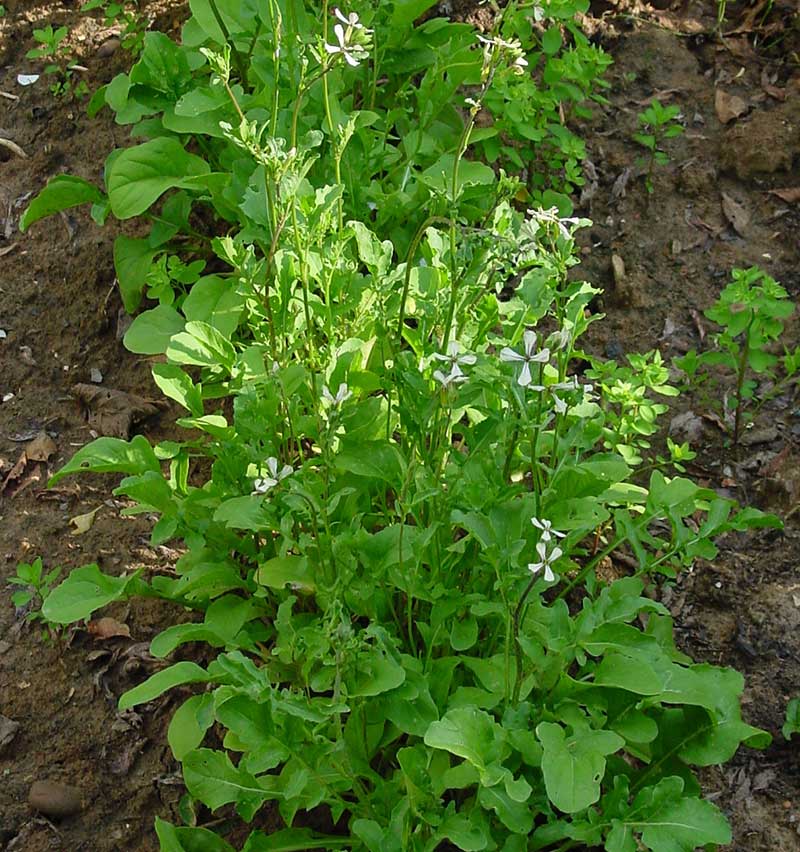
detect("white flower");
top-left (499, 330), bottom-right (550, 387)
top-left (322, 382), bottom-right (353, 406)
top-left (531, 517), bottom-right (566, 543)
top-left (324, 21), bottom-right (369, 67)
top-left (431, 340), bottom-right (477, 372)
top-left (528, 540), bottom-right (562, 583)
top-left (476, 34), bottom-right (528, 74)
top-left (434, 364), bottom-right (468, 388)
top-left (526, 207), bottom-right (585, 241)
top-left (253, 457), bottom-right (293, 494)
top-left (334, 7), bottom-right (365, 29)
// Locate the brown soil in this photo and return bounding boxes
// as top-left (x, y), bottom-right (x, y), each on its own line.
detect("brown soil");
top-left (0, 0), bottom-right (798, 850)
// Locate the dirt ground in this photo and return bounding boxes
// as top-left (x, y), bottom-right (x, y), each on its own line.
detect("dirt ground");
top-left (0, 0), bottom-right (798, 850)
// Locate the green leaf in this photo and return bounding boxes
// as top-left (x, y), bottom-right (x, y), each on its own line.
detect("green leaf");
top-left (167, 320), bottom-right (236, 370)
top-left (152, 364), bottom-right (203, 415)
top-left (477, 785), bottom-right (534, 834)
top-left (119, 661), bottom-right (212, 710)
top-left (256, 556), bottom-right (315, 594)
top-left (242, 829), bottom-right (351, 851)
top-left (20, 175), bottom-right (105, 232)
top-left (169, 694), bottom-right (215, 760)
top-left (783, 697), bottom-right (800, 740)
top-left (49, 435), bottom-right (161, 484)
top-left (114, 235), bottom-right (157, 313)
top-left (182, 275), bottom-right (244, 337)
top-left (609, 778), bottom-right (731, 852)
top-left (542, 26), bottom-right (562, 55)
top-left (425, 707), bottom-right (506, 776)
top-left (124, 304), bottom-right (185, 355)
top-left (183, 748), bottom-right (269, 822)
top-left (107, 137), bottom-right (210, 219)
top-left (537, 722), bottom-right (623, 813)
top-left (347, 647), bottom-right (406, 697)
top-left (155, 817), bottom-right (236, 852)
top-left (451, 615), bottom-right (479, 651)
top-left (42, 564), bottom-right (140, 624)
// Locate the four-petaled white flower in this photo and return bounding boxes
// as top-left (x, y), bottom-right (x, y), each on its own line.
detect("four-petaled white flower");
top-left (431, 340), bottom-right (477, 372)
top-left (322, 382), bottom-right (353, 406)
top-left (531, 517), bottom-right (566, 543)
top-left (325, 10), bottom-right (371, 67)
top-left (334, 7), bottom-right (365, 29)
top-left (434, 365), bottom-right (468, 388)
top-left (253, 457), bottom-right (293, 494)
top-left (500, 330), bottom-right (550, 387)
top-left (528, 540), bottom-right (561, 583)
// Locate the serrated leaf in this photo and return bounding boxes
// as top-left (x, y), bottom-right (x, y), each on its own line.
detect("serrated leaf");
top-left (183, 748), bottom-right (269, 821)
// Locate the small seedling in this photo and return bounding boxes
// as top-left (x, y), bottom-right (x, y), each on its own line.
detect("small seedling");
top-left (25, 24), bottom-right (87, 98)
top-left (633, 98), bottom-right (684, 193)
top-left (676, 266), bottom-right (796, 447)
top-left (82, 0), bottom-right (148, 55)
top-left (8, 557), bottom-right (62, 638)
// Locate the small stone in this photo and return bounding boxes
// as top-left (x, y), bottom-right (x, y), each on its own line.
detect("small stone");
top-left (96, 38), bottom-right (120, 59)
top-left (90, 368), bottom-right (103, 384)
top-left (28, 781), bottom-right (83, 819)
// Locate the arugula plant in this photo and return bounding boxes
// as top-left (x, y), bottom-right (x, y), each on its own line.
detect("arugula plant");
top-left (8, 557), bottom-right (62, 639)
top-left (25, 24), bottom-right (88, 99)
top-left (632, 98), bottom-right (684, 194)
top-left (676, 266), bottom-right (796, 447)
top-left (19, 3), bottom-right (776, 850)
top-left (40, 203), bottom-right (777, 851)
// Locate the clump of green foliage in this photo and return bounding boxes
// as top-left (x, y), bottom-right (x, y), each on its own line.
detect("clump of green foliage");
top-left (25, 24), bottom-right (88, 98)
top-left (676, 266), bottom-right (797, 447)
top-left (632, 98), bottom-right (684, 194)
top-left (18, 3), bottom-right (776, 851)
top-left (82, 0), bottom-right (149, 55)
top-left (8, 557), bottom-right (62, 639)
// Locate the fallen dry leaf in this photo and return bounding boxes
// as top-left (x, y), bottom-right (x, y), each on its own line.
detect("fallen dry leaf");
top-left (715, 89), bottom-right (748, 124)
top-left (25, 431), bottom-right (56, 463)
top-left (87, 617), bottom-right (131, 640)
top-left (0, 449), bottom-right (45, 498)
top-left (69, 506), bottom-right (101, 536)
top-left (721, 192), bottom-right (750, 235)
top-left (769, 187), bottom-right (800, 204)
top-left (72, 383), bottom-right (165, 438)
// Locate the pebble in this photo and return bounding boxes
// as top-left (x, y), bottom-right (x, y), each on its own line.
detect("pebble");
top-left (28, 780), bottom-right (83, 819)
top-left (96, 38), bottom-right (120, 59)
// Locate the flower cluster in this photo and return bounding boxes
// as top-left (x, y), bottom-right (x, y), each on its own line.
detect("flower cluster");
top-left (528, 516), bottom-right (565, 582)
top-left (431, 341), bottom-right (476, 388)
top-left (325, 8), bottom-right (372, 67)
top-left (477, 34), bottom-right (529, 75)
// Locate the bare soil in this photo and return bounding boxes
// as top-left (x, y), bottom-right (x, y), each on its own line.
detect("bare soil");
top-left (0, 0), bottom-right (798, 849)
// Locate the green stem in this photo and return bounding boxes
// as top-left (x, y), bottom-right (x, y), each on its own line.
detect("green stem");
top-left (207, 0), bottom-right (248, 83)
top-left (733, 314), bottom-right (753, 448)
